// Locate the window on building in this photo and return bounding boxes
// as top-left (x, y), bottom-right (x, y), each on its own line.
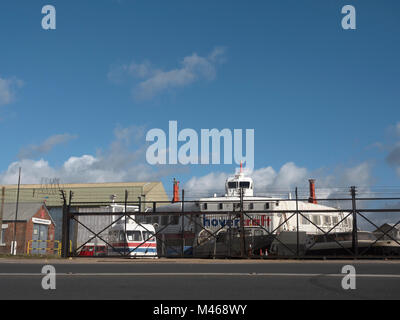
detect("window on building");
top-left (0, 227), bottom-right (5, 245)
top-left (203, 203), bottom-right (208, 210)
top-left (218, 203), bottom-right (223, 210)
top-left (265, 203), bottom-right (270, 210)
top-left (249, 203), bottom-right (254, 210)
top-left (332, 216), bottom-right (339, 225)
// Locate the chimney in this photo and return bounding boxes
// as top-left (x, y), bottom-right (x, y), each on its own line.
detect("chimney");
top-left (308, 179), bottom-right (317, 204)
top-left (172, 178), bottom-right (180, 203)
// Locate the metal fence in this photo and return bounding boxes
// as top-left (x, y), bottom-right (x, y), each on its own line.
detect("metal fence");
top-left (59, 187), bottom-right (400, 259)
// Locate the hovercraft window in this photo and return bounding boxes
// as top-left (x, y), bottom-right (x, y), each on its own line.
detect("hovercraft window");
top-left (228, 182), bottom-right (238, 188)
top-left (301, 215), bottom-right (310, 225)
top-left (161, 215), bottom-right (169, 225)
top-left (171, 215), bottom-right (180, 225)
top-left (239, 182), bottom-right (250, 188)
top-left (323, 216), bottom-right (331, 225)
top-left (126, 231), bottom-right (142, 241)
top-left (312, 215), bottom-right (321, 226)
top-left (143, 231), bottom-right (155, 242)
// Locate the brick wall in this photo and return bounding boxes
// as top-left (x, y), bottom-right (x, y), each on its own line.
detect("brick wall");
top-left (0, 221), bottom-right (27, 254)
top-left (0, 205), bottom-right (56, 255)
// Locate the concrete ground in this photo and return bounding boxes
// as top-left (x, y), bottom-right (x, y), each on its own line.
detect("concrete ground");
top-left (0, 258), bottom-right (400, 300)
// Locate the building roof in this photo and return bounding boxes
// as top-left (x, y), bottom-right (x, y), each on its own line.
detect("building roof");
top-left (0, 202), bottom-right (46, 221)
top-left (0, 181), bottom-right (169, 207)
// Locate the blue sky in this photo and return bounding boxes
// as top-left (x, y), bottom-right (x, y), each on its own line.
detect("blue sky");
top-left (1, 0), bottom-right (400, 197)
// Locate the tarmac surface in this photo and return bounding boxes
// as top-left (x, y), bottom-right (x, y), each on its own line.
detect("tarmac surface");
top-left (0, 258), bottom-right (400, 300)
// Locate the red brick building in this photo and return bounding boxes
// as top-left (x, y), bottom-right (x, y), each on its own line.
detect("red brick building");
top-left (0, 202), bottom-right (56, 255)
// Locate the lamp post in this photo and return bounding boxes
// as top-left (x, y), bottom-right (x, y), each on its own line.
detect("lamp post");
top-left (12, 167), bottom-right (21, 255)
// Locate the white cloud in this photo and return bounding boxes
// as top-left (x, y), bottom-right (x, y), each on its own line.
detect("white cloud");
top-left (385, 132), bottom-right (400, 177)
top-left (395, 122), bottom-right (400, 136)
top-left (183, 162), bottom-right (308, 197)
top-left (63, 155), bottom-right (98, 172)
top-left (0, 155), bottom-right (124, 185)
top-left (0, 76), bottom-right (23, 106)
top-left (183, 162), bottom-right (373, 199)
top-left (0, 126), bottom-right (186, 185)
top-left (273, 162), bottom-right (308, 189)
top-left (113, 124), bottom-right (145, 144)
top-left (250, 166), bottom-right (276, 190)
top-left (108, 60), bottom-right (155, 83)
top-left (109, 47), bottom-right (226, 100)
top-left (184, 172), bottom-right (230, 196)
top-left (376, 122), bottom-right (400, 178)
top-left (0, 159), bottom-right (56, 185)
top-left (340, 162), bottom-right (372, 187)
top-left (18, 134), bottom-right (77, 159)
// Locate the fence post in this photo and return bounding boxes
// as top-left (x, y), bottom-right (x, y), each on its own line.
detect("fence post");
top-left (240, 187), bottom-right (246, 258)
top-left (60, 191), bottom-right (67, 258)
top-left (181, 189), bottom-right (185, 258)
top-left (295, 187), bottom-right (299, 258)
top-left (66, 191), bottom-right (73, 257)
top-left (193, 210), bottom-right (198, 258)
top-left (0, 187), bottom-right (4, 249)
top-left (60, 190), bottom-right (72, 258)
top-left (123, 190), bottom-right (128, 257)
top-left (228, 208), bottom-right (232, 258)
top-left (351, 186), bottom-right (358, 258)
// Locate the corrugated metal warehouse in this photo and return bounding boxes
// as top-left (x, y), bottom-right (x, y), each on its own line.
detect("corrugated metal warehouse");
top-left (1, 181), bottom-right (168, 206)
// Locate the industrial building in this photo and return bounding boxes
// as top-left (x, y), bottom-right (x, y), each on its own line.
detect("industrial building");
top-left (0, 202), bottom-right (56, 255)
top-left (0, 181), bottom-right (169, 254)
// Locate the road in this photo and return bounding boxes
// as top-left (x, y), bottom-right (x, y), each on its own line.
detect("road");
top-left (0, 258), bottom-right (400, 300)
